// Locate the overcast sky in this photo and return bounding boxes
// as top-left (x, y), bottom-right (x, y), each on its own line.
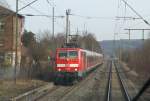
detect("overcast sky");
top-left (5, 0), bottom-right (150, 41)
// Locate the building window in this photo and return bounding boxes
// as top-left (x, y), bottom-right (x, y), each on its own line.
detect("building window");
top-left (0, 20), bottom-right (5, 32)
top-left (0, 20), bottom-right (5, 47)
top-left (0, 53), bottom-right (4, 64)
top-left (0, 40), bottom-right (4, 47)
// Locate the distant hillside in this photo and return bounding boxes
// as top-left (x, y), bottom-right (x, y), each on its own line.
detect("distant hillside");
top-left (100, 39), bottom-right (144, 56)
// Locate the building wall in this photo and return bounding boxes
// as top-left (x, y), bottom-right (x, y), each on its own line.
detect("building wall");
top-left (0, 6), bottom-right (24, 67)
top-left (4, 16), bottom-right (13, 51)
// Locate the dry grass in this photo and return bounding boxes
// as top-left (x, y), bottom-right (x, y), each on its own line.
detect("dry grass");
top-left (0, 79), bottom-right (48, 100)
top-left (121, 62), bottom-right (138, 77)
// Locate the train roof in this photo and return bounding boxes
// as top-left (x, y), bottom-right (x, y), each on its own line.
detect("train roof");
top-left (81, 49), bottom-right (103, 57)
top-left (56, 48), bottom-right (103, 57)
top-left (56, 48), bottom-right (80, 50)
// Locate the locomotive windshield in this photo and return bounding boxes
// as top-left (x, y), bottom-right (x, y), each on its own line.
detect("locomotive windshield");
top-left (59, 51), bottom-right (67, 58)
top-left (68, 51), bottom-right (78, 58)
top-left (58, 51), bottom-right (78, 58)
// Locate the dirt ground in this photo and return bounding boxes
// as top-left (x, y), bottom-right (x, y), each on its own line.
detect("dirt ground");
top-left (0, 79), bottom-right (48, 100)
top-left (121, 62), bottom-right (150, 101)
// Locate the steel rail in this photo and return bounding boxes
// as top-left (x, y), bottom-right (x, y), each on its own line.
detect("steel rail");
top-left (105, 60), bottom-right (112, 101)
top-left (37, 64), bottom-right (103, 101)
top-left (114, 61), bottom-right (131, 101)
top-left (10, 84), bottom-right (54, 101)
top-left (55, 65), bottom-right (103, 101)
top-left (11, 64), bottom-right (103, 101)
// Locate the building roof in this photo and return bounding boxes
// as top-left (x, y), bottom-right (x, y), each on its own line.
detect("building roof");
top-left (0, 5), bottom-right (24, 18)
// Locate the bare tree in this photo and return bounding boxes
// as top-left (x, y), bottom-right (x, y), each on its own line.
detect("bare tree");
top-left (121, 39), bottom-right (150, 76)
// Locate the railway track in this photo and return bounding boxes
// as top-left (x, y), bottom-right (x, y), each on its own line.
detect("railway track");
top-left (105, 60), bottom-right (132, 101)
top-left (37, 65), bottom-right (103, 101)
top-left (10, 63), bottom-right (104, 101)
top-left (115, 61), bottom-right (150, 101)
top-left (11, 60), bottom-right (149, 101)
top-left (10, 80), bottom-right (78, 101)
top-left (114, 60), bottom-right (131, 101)
top-left (105, 60), bottom-right (112, 101)
top-left (10, 83), bottom-right (54, 101)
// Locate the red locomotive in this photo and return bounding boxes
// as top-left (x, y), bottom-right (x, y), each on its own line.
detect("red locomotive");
top-left (54, 47), bottom-right (103, 84)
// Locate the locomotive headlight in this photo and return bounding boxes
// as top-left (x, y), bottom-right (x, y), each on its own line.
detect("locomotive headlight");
top-left (58, 68), bottom-right (61, 71)
top-left (75, 68), bottom-right (77, 71)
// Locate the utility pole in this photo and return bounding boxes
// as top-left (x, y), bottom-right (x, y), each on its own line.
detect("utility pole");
top-left (68, 20), bottom-right (71, 41)
top-left (66, 9), bottom-right (71, 43)
top-left (15, 0), bottom-right (19, 84)
top-left (52, 7), bottom-right (55, 38)
top-left (119, 39), bottom-right (122, 61)
top-left (51, 7), bottom-right (55, 72)
top-left (69, 20), bottom-right (71, 36)
top-left (142, 30), bottom-right (144, 40)
top-left (76, 28), bottom-right (79, 36)
top-left (128, 29), bottom-right (131, 40)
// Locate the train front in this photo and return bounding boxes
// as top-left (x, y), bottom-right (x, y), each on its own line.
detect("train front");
top-left (54, 48), bottom-right (80, 84)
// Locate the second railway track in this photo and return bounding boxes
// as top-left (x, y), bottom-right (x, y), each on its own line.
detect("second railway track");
top-left (105, 59), bottom-right (132, 101)
top-left (37, 64), bottom-right (104, 101)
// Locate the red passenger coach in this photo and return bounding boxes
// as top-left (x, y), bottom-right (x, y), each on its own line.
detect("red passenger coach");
top-left (54, 47), bottom-right (103, 84)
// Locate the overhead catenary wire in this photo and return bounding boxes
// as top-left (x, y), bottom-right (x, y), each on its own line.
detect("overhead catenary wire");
top-left (70, 13), bottom-right (116, 20)
top-left (46, 0), bottom-right (54, 7)
top-left (18, 0), bottom-right (39, 11)
top-left (19, 0), bottom-right (65, 33)
top-left (122, 0), bottom-right (127, 28)
top-left (114, 0), bottom-right (122, 38)
top-left (0, 0), bottom-right (42, 17)
top-left (127, 16), bottom-right (150, 28)
top-left (20, 14), bottom-right (64, 18)
top-left (19, 0), bottom-right (47, 15)
top-left (114, 0), bottom-right (136, 40)
top-left (21, 14), bottom-right (51, 17)
top-left (70, 13), bottom-right (139, 21)
top-left (121, 0), bottom-right (150, 26)
top-left (118, 0), bottom-right (128, 37)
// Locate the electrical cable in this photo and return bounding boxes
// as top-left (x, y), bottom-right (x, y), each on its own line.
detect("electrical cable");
top-left (46, 0), bottom-right (54, 7)
top-left (18, 0), bottom-right (39, 11)
top-left (19, 0), bottom-right (47, 15)
top-left (121, 0), bottom-right (150, 26)
top-left (119, 0), bottom-right (128, 37)
top-left (127, 16), bottom-right (150, 28)
top-left (20, 13), bottom-right (64, 18)
top-left (114, 0), bottom-right (121, 39)
top-left (70, 13), bottom-right (115, 20)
